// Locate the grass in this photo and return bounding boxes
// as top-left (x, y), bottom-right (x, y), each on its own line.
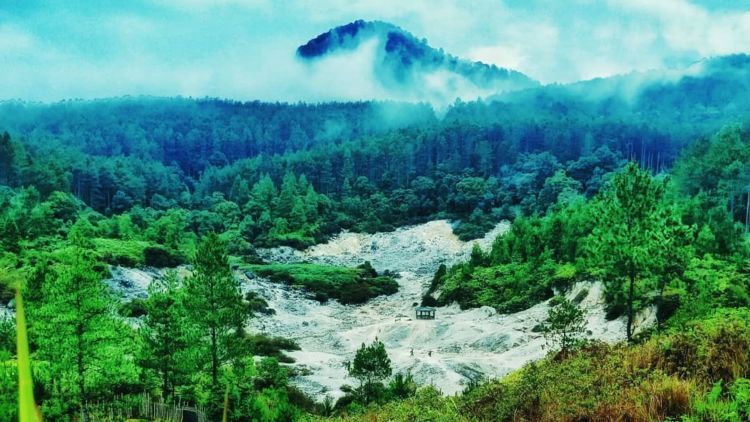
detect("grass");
top-left (242, 263), bottom-right (398, 304)
top-left (91, 238), bottom-right (151, 266)
top-left (313, 309), bottom-right (750, 422)
top-left (90, 238), bottom-right (183, 267)
top-left (16, 285), bottom-right (41, 422)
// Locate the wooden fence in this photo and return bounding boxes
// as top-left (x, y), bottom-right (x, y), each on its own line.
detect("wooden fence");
top-left (82, 394), bottom-right (206, 422)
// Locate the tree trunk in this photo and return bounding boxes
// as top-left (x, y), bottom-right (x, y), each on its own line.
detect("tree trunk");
top-left (163, 368), bottom-right (169, 401)
top-left (210, 326), bottom-right (219, 386)
top-left (626, 267), bottom-right (635, 343)
top-left (76, 288), bottom-right (88, 421)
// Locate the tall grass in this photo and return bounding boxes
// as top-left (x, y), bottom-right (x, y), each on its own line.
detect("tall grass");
top-left (222, 386), bottom-right (229, 422)
top-left (15, 284), bottom-right (41, 422)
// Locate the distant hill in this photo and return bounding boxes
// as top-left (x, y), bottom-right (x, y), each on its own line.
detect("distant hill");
top-left (297, 20), bottom-right (539, 103)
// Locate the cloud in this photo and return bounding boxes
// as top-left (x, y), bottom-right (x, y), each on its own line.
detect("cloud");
top-left (151, 0), bottom-right (272, 12)
top-left (0, 24), bottom-right (35, 55)
top-left (610, 0), bottom-right (750, 57)
top-left (467, 46), bottom-right (525, 70)
top-left (0, 0), bottom-right (749, 101)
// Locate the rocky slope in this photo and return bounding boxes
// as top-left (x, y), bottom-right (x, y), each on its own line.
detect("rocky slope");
top-left (107, 219), bottom-right (654, 401)
top-left (250, 220), bottom-right (649, 400)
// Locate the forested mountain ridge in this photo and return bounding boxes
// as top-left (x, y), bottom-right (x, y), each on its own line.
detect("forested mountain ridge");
top-left (297, 20), bottom-right (539, 99)
top-left (1, 53), bottom-right (749, 249)
top-left (2, 40), bottom-right (750, 420)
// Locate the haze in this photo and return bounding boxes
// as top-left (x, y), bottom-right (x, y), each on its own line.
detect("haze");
top-left (1, 0), bottom-right (749, 101)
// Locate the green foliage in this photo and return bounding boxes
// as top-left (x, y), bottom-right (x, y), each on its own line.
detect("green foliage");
top-left (421, 263), bottom-right (446, 306)
top-left (244, 334), bottom-right (300, 364)
top-left (437, 196), bottom-right (595, 312)
top-left (688, 379), bottom-right (750, 422)
top-left (541, 296), bottom-right (586, 353)
top-left (347, 340), bottom-right (392, 405)
top-left (245, 263), bottom-right (398, 304)
top-left (2, 79), bottom-right (750, 420)
top-left (91, 237), bottom-right (152, 266)
top-left (183, 233), bottom-right (248, 394)
top-left (143, 244), bottom-right (183, 267)
top-left (673, 125), bottom-right (750, 233)
top-left (140, 270), bottom-right (194, 399)
top-left (587, 162), bottom-right (692, 341)
top-left (16, 286), bottom-right (41, 422)
top-left (89, 238), bottom-right (184, 268)
top-left (0, 316), bottom-right (14, 356)
top-left (454, 311), bottom-right (750, 421)
top-left (439, 261), bottom-right (556, 312)
top-left (387, 373), bottom-right (417, 401)
top-left (310, 386), bottom-right (463, 422)
top-left (35, 243), bottom-right (140, 417)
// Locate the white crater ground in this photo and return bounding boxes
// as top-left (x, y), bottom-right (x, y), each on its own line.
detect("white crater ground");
top-left (247, 220), bottom-right (644, 401)
top-left (104, 220), bottom-right (652, 401)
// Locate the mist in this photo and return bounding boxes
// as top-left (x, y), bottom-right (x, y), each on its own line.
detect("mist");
top-left (1, 0), bottom-right (749, 105)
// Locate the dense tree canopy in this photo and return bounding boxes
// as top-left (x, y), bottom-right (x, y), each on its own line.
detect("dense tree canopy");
top-left (1, 64), bottom-right (750, 419)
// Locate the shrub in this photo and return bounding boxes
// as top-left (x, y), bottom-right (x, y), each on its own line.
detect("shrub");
top-left (92, 238), bottom-right (150, 266)
top-left (572, 287), bottom-right (589, 304)
top-left (143, 245), bottom-right (183, 267)
top-left (119, 298), bottom-right (148, 318)
top-left (244, 263), bottom-right (398, 305)
top-left (244, 334), bottom-right (300, 364)
top-left (541, 297), bottom-right (586, 353)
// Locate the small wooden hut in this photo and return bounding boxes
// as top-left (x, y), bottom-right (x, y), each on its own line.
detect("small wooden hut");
top-left (415, 306), bottom-right (436, 319)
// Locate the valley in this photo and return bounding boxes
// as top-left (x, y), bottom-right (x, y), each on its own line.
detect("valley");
top-left (3, 5), bottom-right (750, 420)
top-left (108, 220), bottom-right (647, 401)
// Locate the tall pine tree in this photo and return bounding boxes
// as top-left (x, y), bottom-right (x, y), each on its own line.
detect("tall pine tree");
top-left (588, 163), bottom-right (690, 341)
top-left (183, 233), bottom-right (247, 386)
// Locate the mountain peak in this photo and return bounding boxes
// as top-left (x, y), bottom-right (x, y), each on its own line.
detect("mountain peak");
top-left (296, 20), bottom-right (539, 103)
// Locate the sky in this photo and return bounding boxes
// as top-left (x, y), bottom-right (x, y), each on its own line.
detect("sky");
top-left (1, 0), bottom-right (749, 102)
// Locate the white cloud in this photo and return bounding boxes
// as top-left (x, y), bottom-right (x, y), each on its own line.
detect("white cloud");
top-left (152, 0), bottom-right (272, 12)
top-left (2, 0), bottom-right (750, 101)
top-left (0, 24), bottom-right (35, 55)
top-left (609, 0), bottom-right (750, 56)
top-left (467, 45), bottom-right (525, 70)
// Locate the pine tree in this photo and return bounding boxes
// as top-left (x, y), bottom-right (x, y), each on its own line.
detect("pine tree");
top-left (289, 197), bottom-right (308, 231)
top-left (183, 233), bottom-right (247, 387)
top-left (229, 176), bottom-right (251, 206)
top-left (141, 270), bottom-right (192, 399)
top-left (37, 237), bottom-right (130, 415)
top-left (588, 163), bottom-right (689, 341)
top-left (541, 297), bottom-right (586, 353)
top-left (0, 132), bottom-right (16, 186)
top-left (347, 340), bottom-right (392, 404)
top-left (277, 172), bottom-right (298, 218)
top-left (248, 174), bottom-right (277, 215)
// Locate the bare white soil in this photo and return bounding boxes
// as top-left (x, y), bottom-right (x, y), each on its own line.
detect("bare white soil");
top-left (249, 220), bottom-right (652, 401)
top-left (105, 220), bottom-right (655, 401)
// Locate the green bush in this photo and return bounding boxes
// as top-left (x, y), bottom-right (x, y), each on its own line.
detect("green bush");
top-left (143, 245), bottom-right (183, 267)
top-left (119, 298), bottom-right (148, 318)
top-left (244, 263), bottom-right (398, 304)
top-left (92, 238), bottom-right (151, 266)
top-left (245, 334), bottom-right (300, 364)
top-left (438, 261), bottom-right (556, 312)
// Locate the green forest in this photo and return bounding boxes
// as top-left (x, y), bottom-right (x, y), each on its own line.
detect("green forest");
top-left (3, 58), bottom-right (750, 421)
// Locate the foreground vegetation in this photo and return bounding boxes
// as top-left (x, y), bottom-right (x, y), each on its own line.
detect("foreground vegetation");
top-left (1, 78), bottom-right (750, 419)
top-left (318, 310), bottom-right (750, 422)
